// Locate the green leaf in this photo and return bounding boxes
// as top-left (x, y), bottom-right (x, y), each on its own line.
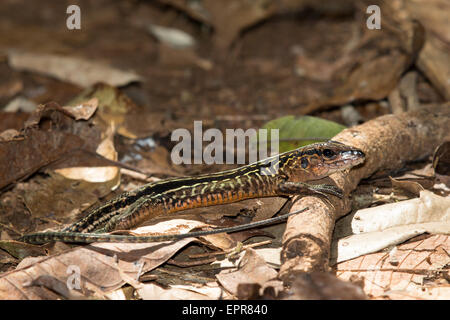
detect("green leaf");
top-left (261, 115), bottom-right (346, 153)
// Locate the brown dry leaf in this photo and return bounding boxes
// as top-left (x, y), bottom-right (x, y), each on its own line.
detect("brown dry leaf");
top-left (7, 51), bottom-right (142, 88)
top-left (417, 33), bottom-right (450, 100)
top-left (0, 112), bottom-right (30, 133)
top-left (216, 248), bottom-right (277, 296)
top-left (336, 235), bottom-right (450, 300)
top-left (67, 83), bottom-right (173, 139)
top-left (306, 52), bottom-right (409, 112)
top-left (204, 0), bottom-right (276, 49)
top-left (253, 248), bottom-right (282, 269)
top-left (390, 176), bottom-right (425, 197)
top-left (21, 171), bottom-right (118, 223)
top-left (61, 98), bottom-right (98, 121)
top-left (385, 0), bottom-right (450, 100)
top-left (0, 101), bottom-right (122, 239)
top-left (134, 145), bottom-right (184, 177)
top-left (0, 104), bottom-right (118, 226)
top-left (0, 240), bottom-right (46, 260)
top-left (133, 283), bottom-right (222, 300)
top-left (160, 0), bottom-right (276, 49)
top-left (0, 102), bottom-right (102, 190)
top-left (0, 227), bottom-right (195, 299)
top-left (55, 125), bottom-right (119, 183)
top-left (300, 10), bottom-right (424, 114)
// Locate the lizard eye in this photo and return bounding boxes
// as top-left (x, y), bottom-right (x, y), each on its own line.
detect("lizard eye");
top-left (301, 157), bottom-right (309, 169)
top-left (323, 149), bottom-right (336, 158)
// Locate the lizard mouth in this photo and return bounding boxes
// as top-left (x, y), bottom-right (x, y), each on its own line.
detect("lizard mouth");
top-left (328, 149), bottom-right (365, 170)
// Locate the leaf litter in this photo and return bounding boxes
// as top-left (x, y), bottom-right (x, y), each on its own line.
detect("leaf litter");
top-left (0, 0), bottom-right (449, 300)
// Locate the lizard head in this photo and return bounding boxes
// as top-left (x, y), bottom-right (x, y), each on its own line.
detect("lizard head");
top-left (283, 140), bottom-right (365, 181)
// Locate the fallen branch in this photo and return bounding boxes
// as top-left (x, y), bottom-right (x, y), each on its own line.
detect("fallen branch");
top-left (278, 103), bottom-right (450, 284)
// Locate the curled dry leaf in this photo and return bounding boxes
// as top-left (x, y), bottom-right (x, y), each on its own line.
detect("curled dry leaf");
top-left (54, 125), bottom-right (119, 184)
top-left (433, 141), bottom-right (450, 187)
top-left (389, 176), bottom-right (425, 197)
top-left (7, 51), bottom-right (142, 88)
top-left (351, 190), bottom-right (450, 234)
top-left (134, 283), bottom-right (222, 300)
top-left (62, 98), bottom-right (98, 121)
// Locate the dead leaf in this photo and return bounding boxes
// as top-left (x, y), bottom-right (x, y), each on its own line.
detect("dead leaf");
top-left (8, 51), bottom-right (142, 87)
top-left (67, 83), bottom-right (174, 138)
top-left (0, 240), bottom-right (46, 260)
top-left (134, 283), bottom-right (222, 300)
top-left (390, 176), bottom-right (424, 197)
top-left (24, 275), bottom-right (90, 300)
top-left (0, 225), bottom-right (195, 299)
top-left (351, 191), bottom-right (450, 234)
top-left (332, 191), bottom-right (450, 263)
top-left (0, 102), bottom-right (102, 190)
top-left (61, 98), bottom-right (98, 121)
top-left (310, 52), bottom-right (409, 111)
top-left (55, 125), bottom-right (119, 183)
top-left (0, 112), bottom-right (30, 133)
top-left (417, 33), bottom-right (450, 100)
top-left (21, 171), bottom-right (118, 222)
top-left (253, 248), bottom-right (281, 269)
top-left (159, 0), bottom-right (276, 49)
top-left (336, 235), bottom-right (450, 299)
top-left (216, 248), bottom-right (277, 296)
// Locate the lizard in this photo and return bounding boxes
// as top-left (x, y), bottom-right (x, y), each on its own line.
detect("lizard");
top-left (20, 140), bottom-right (365, 244)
